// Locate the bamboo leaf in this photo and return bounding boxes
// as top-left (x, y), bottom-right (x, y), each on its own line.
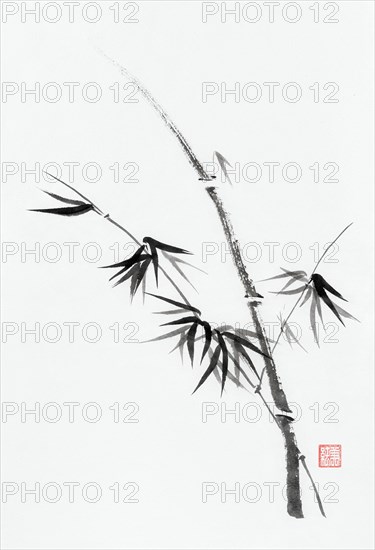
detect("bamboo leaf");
top-left (192, 344), bottom-right (221, 394)
top-left (133, 258), bottom-right (152, 296)
top-left (216, 332), bottom-right (229, 395)
top-left (210, 349), bottom-right (247, 391)
top-left (201, 321), bottom-right (212, 364)
top-left (232, 339), bottom-right (241, 381)
top-left (312, 274), bottom-right (347, 302)
top-left (41, 190), bottom-right (85, 206)
top-left (300, 286), bottom-right (313, 307)
top-left (280, 277), bottom-right (307, 292)
top-left (277, 313), bottom-right (290, 343)
top-left (112, 263), bottom-right (140, 287)
top-left (146, 293), bottom-right (201, 316)
top-left (143, 236), bottom-right (191, 255)
top-left (169, 331), bottom-right (188, 360)
top-left (310, 294), bottom-right (319, 346)
top-left (130, 265), bottom-right (141, 298)
top-left (101, 245), bottom-right (145, 269)
top-left (314, 289), bottom-right (324, 326)
top-left (152, 309), bottom-right (188, 316)
top-left (29, 204), bottom-right (93, 216)
top-left (312, 275), bottom-right (347, 325)
top-left (226, 346), bottom-right (255, 388)
top-left (278, 314), bottom-right (307, 353)
top-left (318, 289), bottom-right (345, 326)
top-left (331, 302), bottom-right (359, 322)
top-left (187, 322), bottom-right (199, 366)
top-left (259, 269), bottom-right (307, 282)
top-left (322, 280), bottom-right (347, 302)
top-left (161, 316), bottom-right (200, 327)
top-left (142, 326), bottom-right (187, 343)
top-left (280, 268), bottom-right (308, 279)
top-left (163, 252), bottom-right (207, 274)
top-left (212, 358), bottom-right (222, 385)
top-left (144, 241), bottom-right (158, 286)
top-left (270, 285), bottom-right (307, 296)
top-left (221, 332), bottom-right (269, 358)
top-left (108, 255), bottom-right (150, 282)
top-left (165, 254), bottom-right (198, 291)
top-left (284, 325), bottom-right (293, 345)
top-left (142, 264), bottom-right (147, 303)
top-left (214, 150), bottom-right (232, 185)
top-left (151, 248), bottom-right (159, 286)
top-left (288, 330), bottom-right (307, 352)
top-left (233, 342), bottom-right (259, 379)
top-left (221, 333), bottom-right (259, 382)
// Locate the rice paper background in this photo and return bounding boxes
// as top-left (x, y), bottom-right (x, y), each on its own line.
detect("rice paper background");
top-left (1, 1), bottom-right (373, 549)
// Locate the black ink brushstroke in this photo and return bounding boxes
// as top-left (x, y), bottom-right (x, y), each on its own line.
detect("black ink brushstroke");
top-left (29, 204), bottom-right (94, 216)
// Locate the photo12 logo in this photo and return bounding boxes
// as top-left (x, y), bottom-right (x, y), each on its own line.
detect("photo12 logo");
top-left (201, 2), bottom-right (340, 24)
top-left (1, 2), bottom-right (140, 24)
top-left (1, 482), bottom-right (139, 503)
top-left (202, 81), bottom-right (340, 104)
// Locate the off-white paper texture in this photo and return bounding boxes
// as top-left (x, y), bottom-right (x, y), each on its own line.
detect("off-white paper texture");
top-left (1, 1), bottom-right (374, 549)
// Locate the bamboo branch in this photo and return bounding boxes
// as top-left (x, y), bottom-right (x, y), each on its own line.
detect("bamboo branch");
top-left (299, 455), bottom-right (326, 518)
top-left (269, 222), bottom-right (354, 358)
top-left (311, 222), bottom-right (353, 275)
top-left (94, 53), bottom-right (326, 518)
top-left (44, 172), bottom-right (192, 307)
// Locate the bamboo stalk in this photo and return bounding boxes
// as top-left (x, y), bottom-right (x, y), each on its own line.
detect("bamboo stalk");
top-left (95, 53), bottom-right (327, 517)
top-left (205, 185), bottom-right (304, 518)
top-left (205, 186), bottom-right (291, 412)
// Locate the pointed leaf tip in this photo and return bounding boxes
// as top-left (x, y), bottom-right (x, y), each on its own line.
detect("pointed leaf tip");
top-left (216, 332), bottom-right (229, 395)
top-left (192, 344), bottom-right (221, 394)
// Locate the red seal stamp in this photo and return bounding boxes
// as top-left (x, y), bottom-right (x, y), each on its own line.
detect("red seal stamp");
top-left (319, 444), bottom-right (342, 467)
